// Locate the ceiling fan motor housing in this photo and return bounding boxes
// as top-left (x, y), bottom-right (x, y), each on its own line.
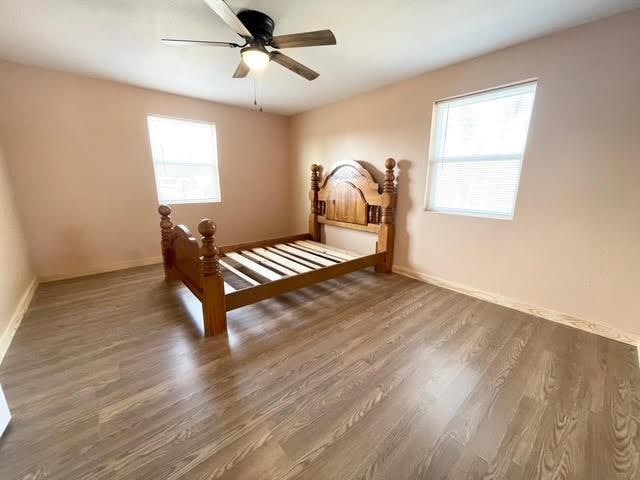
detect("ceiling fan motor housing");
top-left (237, 10), bottom-right (275, 43)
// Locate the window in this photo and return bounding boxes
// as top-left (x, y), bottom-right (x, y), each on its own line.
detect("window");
top-left (147, 115), bottom-right (221, 204)
top-left (426, 81), bottom-right (537, 219)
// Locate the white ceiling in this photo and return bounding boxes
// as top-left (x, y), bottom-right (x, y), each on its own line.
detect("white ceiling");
top-left (0, 0), bottom-right (638, 115)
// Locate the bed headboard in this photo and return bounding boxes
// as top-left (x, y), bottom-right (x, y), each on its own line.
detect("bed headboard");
top-left (309, 158), bottom-right (396, 272)
top-left (310, 159), bottom-right (396, 233)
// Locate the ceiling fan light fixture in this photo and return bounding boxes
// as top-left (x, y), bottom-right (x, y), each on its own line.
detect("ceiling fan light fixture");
top-left (241, 46), bottom-right (270, 72)
top-left (165, 2), bottom-right (335, 81)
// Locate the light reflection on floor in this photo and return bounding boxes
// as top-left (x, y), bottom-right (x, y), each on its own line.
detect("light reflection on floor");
top-left (174, 286), bottom-right (205, 336)
top-left (172, 284), bottom-right (241, 349)
top-left (170, 285), bottom-right (240, 395)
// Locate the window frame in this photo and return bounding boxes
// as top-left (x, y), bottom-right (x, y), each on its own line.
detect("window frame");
top-left (147, 114), bottom-right (222, 205)
top-left (423, 79), bottom-right (538, 221)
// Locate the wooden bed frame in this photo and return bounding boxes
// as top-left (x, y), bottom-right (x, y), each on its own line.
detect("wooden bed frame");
top-left (157, 158), bottom-right (397, 336)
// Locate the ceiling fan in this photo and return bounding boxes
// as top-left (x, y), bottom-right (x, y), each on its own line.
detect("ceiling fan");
top-left (162, 0), bottom-right (336, 81)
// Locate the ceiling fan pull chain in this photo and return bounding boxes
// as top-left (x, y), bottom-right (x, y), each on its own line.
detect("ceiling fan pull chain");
top-left (253, 77), bottom-right (257, 106)
top-left (253, 77), bottom-right (263, 112)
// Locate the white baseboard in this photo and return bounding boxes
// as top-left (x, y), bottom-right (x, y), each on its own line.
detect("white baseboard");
top-left (393, 265), bottom-right (640, 347)
top-left (0, 277), bottom-right (38, 364)
top-left (39, 256), bottom-right (163, 283)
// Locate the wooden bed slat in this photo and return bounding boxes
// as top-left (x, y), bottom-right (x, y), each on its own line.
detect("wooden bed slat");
top-left (265, 247), bottom-right (321, 270)
top-left (226, 253), bottom-right (384, 311)
top-left (252, 248), bottom-right (312, 274)
top-left (225, 252), bottom-right (283, 282)
top-left (296, 240), bottom-right (360, 260)
top-left (275, 244), bottom-right (339, 267)
top-left (219, 233), bottom-right (311, 254)
top-left (221, 269), bottom-right (255, 291)
top-left (295, 241), bottom-right (361, 262)
top-left (289, 243), bottom-right (348, 263)
top-left (289, 243), bottom-right (344, 263)
top-left (242, 251), bottom-right (297, 276)
top-left (289, 244), bottom-right (345, 263)
top-left (219, 259), bottom-right (261, 286)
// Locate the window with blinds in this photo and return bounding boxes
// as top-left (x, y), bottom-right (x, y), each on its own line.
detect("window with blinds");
top-left (147, 116), bottom-right (221, 204)
top-left (426, 81), bottom-right (537, 219)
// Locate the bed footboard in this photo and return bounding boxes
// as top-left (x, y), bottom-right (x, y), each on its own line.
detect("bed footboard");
top-left (158, 205), bottom-right (227, 336)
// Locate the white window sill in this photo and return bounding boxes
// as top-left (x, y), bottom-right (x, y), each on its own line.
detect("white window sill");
top-left (424, 208), bottom-right (514, 221)
top-left (160, 199), bottom-right (221, 205)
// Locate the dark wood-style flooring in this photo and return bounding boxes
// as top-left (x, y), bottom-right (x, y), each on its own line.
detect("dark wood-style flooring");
top-left (0, 265), bottom-right (638, 479)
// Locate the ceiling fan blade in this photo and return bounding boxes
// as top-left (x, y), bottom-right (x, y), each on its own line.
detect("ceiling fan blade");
top-left (271, 30), bottom-right (336, 49)
top-left (270, 52), bottom-right (319, 81)
top-left (203, 0), bottom-right (253, 38)
top-left (232, 60), bottom-right (249, 78)
top-left (162, 38), bottom-right (241, 48)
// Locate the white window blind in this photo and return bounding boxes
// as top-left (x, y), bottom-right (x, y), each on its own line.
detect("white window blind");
top-left (426, 81), bottom-right (537, 219)
top-left (147, 116), bottom-right (221, 204)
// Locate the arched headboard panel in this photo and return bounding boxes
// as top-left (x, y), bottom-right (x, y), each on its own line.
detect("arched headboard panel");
top-left (310, 159), bottom-right (397, 235)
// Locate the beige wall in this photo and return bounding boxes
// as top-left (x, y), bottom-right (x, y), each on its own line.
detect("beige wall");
top-left (290, 10), bottom-right (640, 335)
top-left (0, 60), bottom-right (291, 280)
top-left (0, 10), bottom-right (638, 337)
top-left (0, 144), bottom-right (33, 345)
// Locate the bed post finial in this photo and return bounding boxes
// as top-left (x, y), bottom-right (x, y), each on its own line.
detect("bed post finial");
top-left (158, 204), bottom-right (176, 282)
top-left (381, 158), bottom-right (396, 224)
top-left (198, 219), bottom-right (227, 336)
top-left (309, 164), bottom-right (321, 241)
top-left (376, 158), bottom-right (396, 273)
top-left (199, 220), bottom-right (220, 276)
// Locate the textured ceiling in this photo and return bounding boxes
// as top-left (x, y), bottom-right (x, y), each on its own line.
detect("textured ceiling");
top-left (0, 0), bottom-right (638, 114)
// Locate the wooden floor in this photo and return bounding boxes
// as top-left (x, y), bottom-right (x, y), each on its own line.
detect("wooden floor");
top-left (0, 265), bottom-right (639, 479)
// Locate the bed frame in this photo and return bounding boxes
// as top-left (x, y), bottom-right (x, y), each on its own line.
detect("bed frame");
top-left (157, 158), bottom-right (397, 336)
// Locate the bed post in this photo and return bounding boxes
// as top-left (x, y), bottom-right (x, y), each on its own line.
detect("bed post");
top-left (158, 204), bottom-right (176, 282)
top-left (198, 219), bottom-right (227, 336)
top-left (376, 158), bottom-right (396, 273)
top-left (309, 164), bottom-right (321, 241)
